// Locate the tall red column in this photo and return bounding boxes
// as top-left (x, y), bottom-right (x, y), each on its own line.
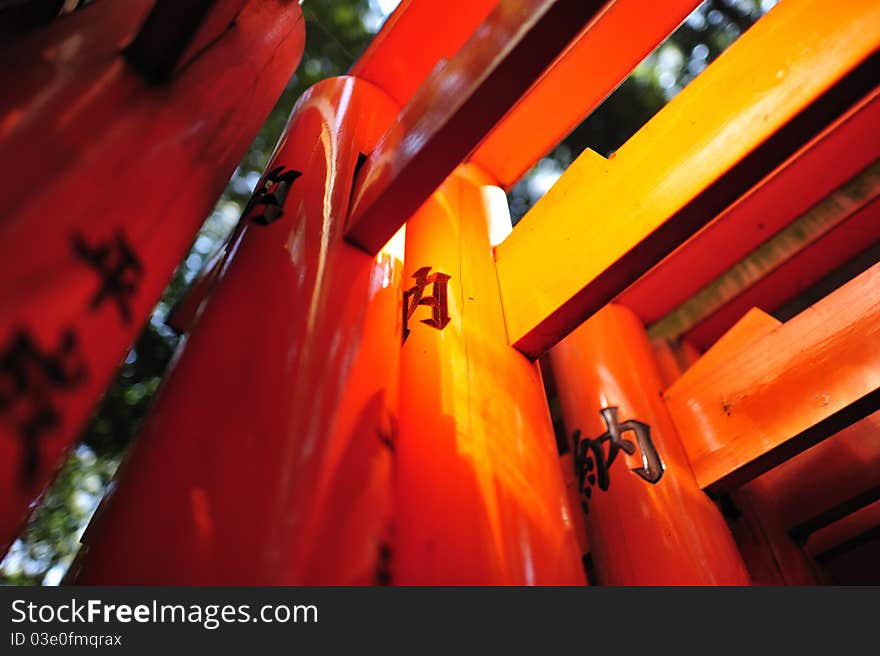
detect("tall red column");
top-left (394, 164), bottom-right (585, 584)
top-left (72, 76), bottom-right (403, 584)
top-left (0, 0), bottom-right (305, 554)
top-left (548, 304), bottom-right (750, 584)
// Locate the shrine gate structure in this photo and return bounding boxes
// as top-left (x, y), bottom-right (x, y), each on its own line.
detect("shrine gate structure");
top-left (1, 0), bottom-right (878, 585)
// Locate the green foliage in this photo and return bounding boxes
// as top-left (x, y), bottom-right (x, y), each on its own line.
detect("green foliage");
top-left (1, 446), bottom-right (119, 585)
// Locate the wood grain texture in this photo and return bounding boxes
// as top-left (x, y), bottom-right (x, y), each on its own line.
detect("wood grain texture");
top-left (665, 262), bottom-right (880, 492)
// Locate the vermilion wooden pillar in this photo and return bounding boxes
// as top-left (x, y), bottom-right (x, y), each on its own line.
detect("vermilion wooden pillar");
top-left (0, 0), bottom-right (305, 555)
top-left (541, 354), bottom-right (592, 574)
top-left (560, 444), bottom-right (592, 575)
top-left (71, 76), bottom-right (403, 584)
top-left (548, 304), bottom-right (750, 584)
top-left (394, 164), bottom-right (585, 585)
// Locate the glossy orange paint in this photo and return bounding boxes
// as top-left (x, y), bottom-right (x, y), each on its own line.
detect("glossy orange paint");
top-left (165, 240), bottom-right (228, 334)
top-left (666, 307), bottom-right (776, 388)
top-left (471, 0), bottom-right (700, 189)
top-left (547, 304), bottom-right (749, 584)
top-left (619, 87), bottom-right (880, 325)
top-left (661, 305), bottom-right (878, 581)
top-left (541, 355), bottom-right (592, 570)
top-left (72, 77), bottom-right (404, 584)
top-left (351, 0), bottom-right (701, 196)
top-left (732, 412), bottom-right (880, 586)
top-left (0, 0), bottom-right (305, 557)
top-left (665, 262), bottom-right (880, 492)
top-left (496, 0), bottom-right (880, 356)
top-left (346, 0), bottom-right (609, 254)
top-left (650, 309), bottom-right (815, 583)
top-left (394, 164), bottom-right (584, 585)
top-left (349, 0), bottom-right (496, 108)
top-left (559, 449), bottom-right (591, 572)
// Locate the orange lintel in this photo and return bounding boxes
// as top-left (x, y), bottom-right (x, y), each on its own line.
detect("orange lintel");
top-left (618, 87), bottom-right (880, 327)
top-left (471, 0), bottom-right (700, 189)
top-left (664, 261), bottom-right (880, 493)
top-left (685, 310), bottom-right (880, 534)
top-left (345, 0), bottom-right (609, 254)
top-left (348, 0), bottom-right (496, 108)
top-left (806, 499), bottom-right (880, 560)
top-left (494, 0), bottom-right (880, 357)
top-left (765, 412), bottom-right (880, 539)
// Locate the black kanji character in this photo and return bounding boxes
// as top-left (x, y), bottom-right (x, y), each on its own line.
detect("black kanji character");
top-left (402, 266), bottom-right (451, 342)
top-left (0, 329), bottom-right (87, 484)
top-left (573, 406), bottom-right (664, 514)
top-left (246, 166), bottom-right (302, 226)
top-left (73, 230), bottom-right (143, 324)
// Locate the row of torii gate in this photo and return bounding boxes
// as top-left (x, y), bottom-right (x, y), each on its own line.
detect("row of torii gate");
top-left (0, 0), bottom-right (878, 584)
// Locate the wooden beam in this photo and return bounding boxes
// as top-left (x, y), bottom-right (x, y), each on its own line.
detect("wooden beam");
top-left (672, 307), bottom-right (780, 379)
top-left (807, 500), bottom-right (880, 562)
top-left (774, 241), bottom-right (880, 322)
top-left (348, 0), bottom-right (496, 108)
top-left (667, 308), bottom-right (880, 534)
top-left (351, 0), bottom-right (702, 201)
top-left (345, 0), bottom-right (609, 254)
top-left (494, 0), bottom-right (880, 357)
top-left (752, 411), bottom-right (880, 535)
top-left (664, 262), bottom-right (880, 492)
top-left (682, 195), bottom-right (880, 349)
top-left (620, 88), bottom-right (880, 327)
top-left (470, 0), bottom-right (700, 189)
top-left (792, 487), bottom-right (880, 545)
top-left (647, 162), bottom-right (880, 343)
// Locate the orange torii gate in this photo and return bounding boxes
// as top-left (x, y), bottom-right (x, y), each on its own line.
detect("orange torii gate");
top-left (1, 0), bottom-right (878, 585)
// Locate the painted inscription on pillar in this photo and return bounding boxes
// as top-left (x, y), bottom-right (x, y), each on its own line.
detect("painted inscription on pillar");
top-left (246, 166), bottom-right (302, 226)
top-left (573, 406), bottom-right (664, 514)
top-left (402, 267), bottom-right (451, 342)
top-left (73, 230), bottom-right (144, 324)
top-left (0, 329), bottom-right (87, 485)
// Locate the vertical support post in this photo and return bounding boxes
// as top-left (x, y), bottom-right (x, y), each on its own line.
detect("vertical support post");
top-left (542, 354), bottom-right (592, 577)
top-left (394, 164), bottom-right (584, 584)
top-left (0, 0), bottom-right (305, 556)
top-left (560, 442), bottom-right (592, 578)
top-left (71, 77), bottom-right (403, 584)
top-left (548, 304), bottom-right (750, 584)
